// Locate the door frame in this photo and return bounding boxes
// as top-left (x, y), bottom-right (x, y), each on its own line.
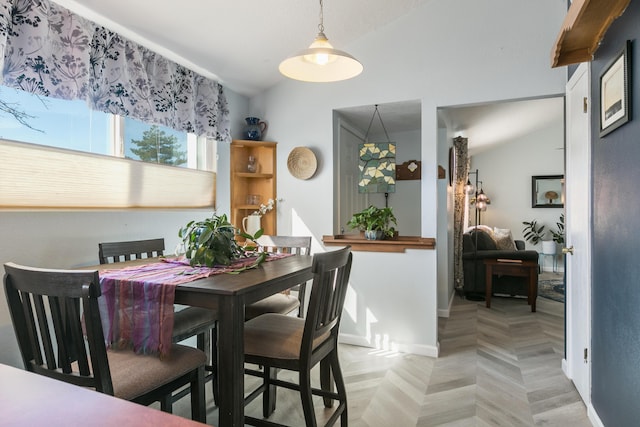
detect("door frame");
top-left (563, 61), bottom-right (592, 407)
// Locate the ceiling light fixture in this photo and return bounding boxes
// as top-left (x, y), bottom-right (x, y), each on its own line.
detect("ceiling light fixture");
top-left (279, 0), bottom-right (363, 82)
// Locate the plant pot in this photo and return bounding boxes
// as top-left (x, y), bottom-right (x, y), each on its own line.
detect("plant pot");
top-left (364, 230), bottom-right (383, 240)
top-left (541, 240), bottom-right (557, 255)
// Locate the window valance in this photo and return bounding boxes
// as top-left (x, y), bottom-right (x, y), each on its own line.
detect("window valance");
top-left (0, 0), bottom-right (229, 141)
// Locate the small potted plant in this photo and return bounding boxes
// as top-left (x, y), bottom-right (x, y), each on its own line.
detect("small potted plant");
top-left (347, 205), bottom-right (397, 240)
top-left (522, 214), bottom-right (564, 254)
top-left (178, 212), bottom-right (266, 269)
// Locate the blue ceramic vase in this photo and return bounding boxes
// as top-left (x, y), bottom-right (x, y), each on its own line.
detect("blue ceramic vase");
top-left (244, 117), bottom-right (267, 141)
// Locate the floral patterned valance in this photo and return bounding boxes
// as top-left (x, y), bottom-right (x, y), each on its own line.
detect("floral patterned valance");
top-left (0, 0), bottom-right (229, 141)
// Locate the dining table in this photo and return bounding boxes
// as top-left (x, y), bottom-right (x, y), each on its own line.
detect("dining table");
top-left (82, 253), bottom-right (314, 427)
top-left (0, 362), bottom-right (207, 426)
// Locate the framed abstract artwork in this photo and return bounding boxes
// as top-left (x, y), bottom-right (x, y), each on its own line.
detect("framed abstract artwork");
top-left (600, 40), bottom-right (631, 137)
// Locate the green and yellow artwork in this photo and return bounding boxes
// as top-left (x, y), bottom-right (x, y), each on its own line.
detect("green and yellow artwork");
top-left (358, 142), bottom-right (396, 193)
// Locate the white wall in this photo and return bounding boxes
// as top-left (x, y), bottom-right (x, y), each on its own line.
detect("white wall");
top-left (249, 0), bottom-right (567, 355)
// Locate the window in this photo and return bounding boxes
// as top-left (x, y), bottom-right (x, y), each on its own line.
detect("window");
top-left (0, 86), bottom-right (111, 155)
top-left (0, 87), bottom-right (216, 209)
top-left (0, 86), bottom-right (211, 169)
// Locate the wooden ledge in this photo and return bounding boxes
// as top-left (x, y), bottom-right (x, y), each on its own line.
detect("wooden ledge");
top-left (322, 234), bottom-right (435, 253)
top-left (551, 0), bottom-right (630, 67)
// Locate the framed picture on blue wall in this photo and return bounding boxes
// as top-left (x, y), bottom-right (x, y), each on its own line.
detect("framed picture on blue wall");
top-left (600, 40), bottom-right (631, 137)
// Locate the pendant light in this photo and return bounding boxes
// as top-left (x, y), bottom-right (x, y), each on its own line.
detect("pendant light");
top-left (279, 0), bottom-right (363, 82)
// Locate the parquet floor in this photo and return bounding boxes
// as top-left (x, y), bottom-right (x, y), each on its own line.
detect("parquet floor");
top-left (172, 285), bottom-right (592, 426)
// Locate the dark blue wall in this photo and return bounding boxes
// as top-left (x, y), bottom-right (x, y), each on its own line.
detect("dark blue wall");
top-left (591, 1), bottom-right (640, 425)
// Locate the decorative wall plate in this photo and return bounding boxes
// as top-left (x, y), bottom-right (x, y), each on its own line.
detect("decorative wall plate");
top-left (287, 147), bottom-right (317, 180)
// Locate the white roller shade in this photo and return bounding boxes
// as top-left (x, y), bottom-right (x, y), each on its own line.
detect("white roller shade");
top-left (0, 139), bottom-right (215, 209)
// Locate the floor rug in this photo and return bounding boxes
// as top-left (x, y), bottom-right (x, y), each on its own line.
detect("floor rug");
top-left (538, 279), bottom-right (564, 303)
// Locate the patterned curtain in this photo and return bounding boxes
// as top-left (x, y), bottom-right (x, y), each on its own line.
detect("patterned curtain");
top-left (0, 0), bottom-right (229, 141)
top-left (453, 136), bottom-right (469, 292)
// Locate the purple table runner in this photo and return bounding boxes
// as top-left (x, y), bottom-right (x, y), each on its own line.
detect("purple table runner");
top-left (98, 254), bottom-right (292, 357)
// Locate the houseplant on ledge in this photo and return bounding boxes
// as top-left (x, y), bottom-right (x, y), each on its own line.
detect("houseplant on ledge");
top-left (347, 205), bottom-right (397, 240)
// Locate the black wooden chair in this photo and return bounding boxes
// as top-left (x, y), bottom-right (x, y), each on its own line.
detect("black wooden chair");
top-left (246, 235), bottom-right (312, 320)
top-left (243, 246), bottom-right (352, 427)
top-left (3, 262), bottom-right (206, 422)
top-left (98, 238), bottom-right (219, 406)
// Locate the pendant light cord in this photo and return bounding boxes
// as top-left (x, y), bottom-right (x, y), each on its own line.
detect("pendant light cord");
top-left (318, 0), bottom-right (325, 33)
top-left (364, 104), bottom-right (391, 143)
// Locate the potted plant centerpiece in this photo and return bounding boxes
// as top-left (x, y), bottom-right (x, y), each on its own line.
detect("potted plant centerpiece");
top-left (178, 212), bottom-right (266, 269)
top-left (347, 205), bottom-right (398, 240)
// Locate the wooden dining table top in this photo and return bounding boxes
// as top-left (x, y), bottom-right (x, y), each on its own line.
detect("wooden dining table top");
top-left (0, 363), bottom-right (208, 427)
top-left (84, 254), bottom-right (313, 299)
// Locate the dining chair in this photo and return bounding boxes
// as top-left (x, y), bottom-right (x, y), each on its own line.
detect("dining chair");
top-left (98, 238), bottom-right (219, 406)
top-left (243, 246), bottom-right (352, 427)
top-left (3, 262), bottom-right (206, 422)
top-left (246, 235), bottom-right (312, 320)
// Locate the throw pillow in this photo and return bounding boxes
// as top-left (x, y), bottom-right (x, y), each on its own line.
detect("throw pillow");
top-left (493, 227), bottom-right (517, 251)
top-left (471, 230), bottom-right (497, 250)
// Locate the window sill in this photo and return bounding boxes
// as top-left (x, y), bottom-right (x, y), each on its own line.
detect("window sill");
top-left (322, 234), bottom-right (435, 253)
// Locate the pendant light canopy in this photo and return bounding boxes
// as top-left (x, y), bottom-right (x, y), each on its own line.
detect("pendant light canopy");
top-left (279, 0), bottom-right (363, 82)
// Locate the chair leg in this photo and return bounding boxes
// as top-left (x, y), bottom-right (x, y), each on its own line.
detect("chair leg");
top-left (190, 365), bottom-right (206, 423)
top-left (300, 367), bottom-right (317, 427)
top-left (320, 358), bottom-right (334, 408)
top-left (160, 395), bottom-right (172, 413)
top-left (210, 324), bottom-right (219, 405)
top-left (329, 351), bottom-right (348, 427)
top-left (262, 366), bottom-right (277, 417)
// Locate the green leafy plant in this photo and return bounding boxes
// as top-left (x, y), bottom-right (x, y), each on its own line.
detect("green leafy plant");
top-left (522, 219), bottom-right (546, 245)
top-left (522, 214), bottom-right (565, 245)
top-left (550, 213), bottom-right (565, 245)
top-left (178, 213), bottom-right (266, 269)
top-left (347, 205), bottom-right (397, 239)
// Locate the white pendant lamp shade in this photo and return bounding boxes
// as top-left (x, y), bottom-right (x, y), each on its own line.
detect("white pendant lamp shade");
top-left (279, 32), bottom-right (363, 82)
top-left (279, 1), bottom-right (363, 82)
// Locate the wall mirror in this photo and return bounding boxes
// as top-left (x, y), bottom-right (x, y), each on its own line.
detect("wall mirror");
top-left (532, 175), bottom-right (564, 208)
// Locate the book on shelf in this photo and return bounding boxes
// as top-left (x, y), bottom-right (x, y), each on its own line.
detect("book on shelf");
top-left (496, 258), bottom-right (523, 264)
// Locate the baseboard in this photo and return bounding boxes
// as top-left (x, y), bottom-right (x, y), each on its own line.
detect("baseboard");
top-left (563, 358), bottom-right (603, 427)
top-left (338, 333), bottom-right (371, 348)
top-left (588, 404), bottom-right (605, 427)
top-left (338, 333), bottom-right (439, 358)
top-left (437, 290), bottom-right (455, 318)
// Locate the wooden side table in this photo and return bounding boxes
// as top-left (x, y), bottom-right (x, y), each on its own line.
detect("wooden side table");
top-left (484, 258), bottom-right (539, 312)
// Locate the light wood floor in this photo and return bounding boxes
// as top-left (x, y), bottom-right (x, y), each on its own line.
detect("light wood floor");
top-left (171, 287), bottom-right (591, 426)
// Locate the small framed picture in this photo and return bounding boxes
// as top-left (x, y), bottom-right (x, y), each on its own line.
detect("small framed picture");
top-left (532, 175), bottom-right (564, 208)
top-left (600, 40), bottom-right (631, 137)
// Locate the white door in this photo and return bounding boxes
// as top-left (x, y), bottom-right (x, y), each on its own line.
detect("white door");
top-left (565, 62), bottom-right (592, 404)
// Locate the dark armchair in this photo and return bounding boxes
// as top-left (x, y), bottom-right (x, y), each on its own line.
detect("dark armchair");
top-left (462, 229), bottom-right (539, 300)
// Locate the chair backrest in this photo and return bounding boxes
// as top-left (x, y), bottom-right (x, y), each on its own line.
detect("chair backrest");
top-left (302, 246), bottom-right (352, 356)
top-left (3, 262), bottom-right (114, 394)
top-left (98, 238), bottom-right (165, 264)
top-left (255, 235), bottom-right (311, 256)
